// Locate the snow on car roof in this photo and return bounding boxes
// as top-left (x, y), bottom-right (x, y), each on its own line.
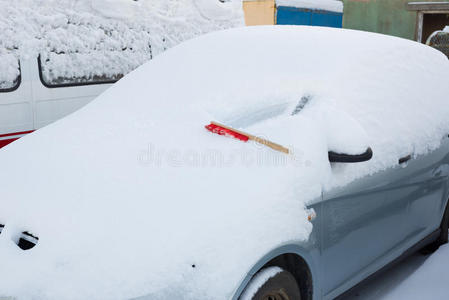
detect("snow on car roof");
top-left (0, 26), bottom-right (448, 299)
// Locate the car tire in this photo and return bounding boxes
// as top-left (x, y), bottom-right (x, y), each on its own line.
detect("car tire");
top-left (420, 202), bottom-right (449, 254)
top-left (249, 269), bottom-right (301, 300)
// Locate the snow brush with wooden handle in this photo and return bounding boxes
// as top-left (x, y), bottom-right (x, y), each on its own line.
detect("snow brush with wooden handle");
top-left (205, 121), bottom-right (290, 154)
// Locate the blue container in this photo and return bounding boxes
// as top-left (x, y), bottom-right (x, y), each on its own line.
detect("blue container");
top-left (276, 6), bottom-right (343, 28)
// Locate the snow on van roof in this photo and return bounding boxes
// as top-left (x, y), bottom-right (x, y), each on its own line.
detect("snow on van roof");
top-left (0, 26), bottom-right (448, 299)
top-left (276, 0), bottom-right (344, 13)
top-left (0, 0), bottom-right (243, 88)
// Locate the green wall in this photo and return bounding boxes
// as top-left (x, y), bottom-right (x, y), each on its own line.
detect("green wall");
top-left (342, 0), bottom-right (449, 40)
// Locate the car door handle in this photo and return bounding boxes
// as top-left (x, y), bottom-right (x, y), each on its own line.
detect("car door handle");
top-left (399, 154), bottom-right (412, 164)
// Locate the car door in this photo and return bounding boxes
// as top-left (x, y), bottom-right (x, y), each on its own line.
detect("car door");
top-left (407, 136), bottom-right (449, 242)
top-left (319, 142), bottom-right (449, 299)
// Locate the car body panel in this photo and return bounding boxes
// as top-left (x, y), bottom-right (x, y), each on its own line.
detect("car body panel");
top-left (321, 173), bottom-right (410, 296)
top-left (322, 139), bottom-right (449, 299)
top-left (233, 137), bottom-right (449, 300)
top-left (230, 213), bottom-right (322, 300)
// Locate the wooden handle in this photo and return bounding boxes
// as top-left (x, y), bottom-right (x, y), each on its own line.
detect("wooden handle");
top-left (211, 121), bottom-right (290, 154)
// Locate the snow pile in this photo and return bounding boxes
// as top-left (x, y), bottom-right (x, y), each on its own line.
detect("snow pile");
top-left (382, 245), bottom-right (449, 300)
top-left (0, 0), bottom-right (243, 86)
top-left (0, 26), bottom-right (448, 299)
top-left (276, 0), bottom-right (343, 13)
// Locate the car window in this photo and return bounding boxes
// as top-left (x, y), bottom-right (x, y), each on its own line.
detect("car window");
top-left (426, 30), bottom-right (449, 59)
top-left (0, 56), bottom-right (21, 92)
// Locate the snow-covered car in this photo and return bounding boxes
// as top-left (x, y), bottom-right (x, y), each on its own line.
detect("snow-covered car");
top-left (0, 26), bottom-right (449, 300)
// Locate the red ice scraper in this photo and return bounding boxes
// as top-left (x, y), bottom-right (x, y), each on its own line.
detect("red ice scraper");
top-left (205, 121), bottom-right (289, 154)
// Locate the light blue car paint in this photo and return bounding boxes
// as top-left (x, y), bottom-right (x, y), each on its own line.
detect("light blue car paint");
top-left (230, 225), bottom-right (323, 300)
top-left (232, 137), bottom-right (449, 299)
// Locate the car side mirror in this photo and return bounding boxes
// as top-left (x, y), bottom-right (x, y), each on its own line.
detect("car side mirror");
top-left (328, 147), bottom-right (373, 163)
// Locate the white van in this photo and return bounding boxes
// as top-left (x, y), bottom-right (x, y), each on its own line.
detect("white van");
top-left (0, 57), bottom-right (118, 149)
top-left (0, 1), bottom-right (243, 149)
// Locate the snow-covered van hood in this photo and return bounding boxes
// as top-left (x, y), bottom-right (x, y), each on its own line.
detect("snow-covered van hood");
top-left (1, 26), bottom-right (449, 299)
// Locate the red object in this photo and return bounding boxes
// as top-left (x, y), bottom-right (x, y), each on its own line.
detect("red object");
top-left (0, 130), bottom-right (34, 139)
top-left (0, 130), bottom-right (35, 149)
top-left (205, 123), bottom-right (249, 142)
top-left (0, 138), bottom-right (19, 149)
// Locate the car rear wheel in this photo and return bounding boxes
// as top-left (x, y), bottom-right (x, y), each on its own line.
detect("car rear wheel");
top-left (242, 268), bottom-right (301, 300)
top-left (420, 202), bottom-right (449, 254)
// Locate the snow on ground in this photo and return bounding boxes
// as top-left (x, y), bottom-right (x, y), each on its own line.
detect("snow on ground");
top-left (0, 26), bottom-right (448, 299)
top-left (276, 0), bottom-right (343, 13)
top-left (381, 244), bottom-right (449, 300)
top-left (341, 244), bottom-right (449, 300)
top-left (0, 0), bottom-right (243, 88)
top-left (339, 252), bottom-right (430, 300)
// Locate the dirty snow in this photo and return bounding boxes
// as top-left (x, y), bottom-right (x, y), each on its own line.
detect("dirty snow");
top-left (0, 0), bottom-right (243, 86)
top-left (276, 0), bottom-right (343, 13)
top-left (0, 26), bottom-right (449, 299)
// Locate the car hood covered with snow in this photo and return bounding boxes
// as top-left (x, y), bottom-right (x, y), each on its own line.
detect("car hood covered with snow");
top-left (0, 26), bottom-right (449, 299)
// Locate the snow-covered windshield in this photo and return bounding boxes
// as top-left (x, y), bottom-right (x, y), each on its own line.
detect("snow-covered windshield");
top-left (213, 95), bottom-right (313, 128)
top-left (214, 102), bottom-right (291, 128)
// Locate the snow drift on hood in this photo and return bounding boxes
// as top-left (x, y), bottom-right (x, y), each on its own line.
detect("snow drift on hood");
top-left (0, 26), bottom-right (449, 299)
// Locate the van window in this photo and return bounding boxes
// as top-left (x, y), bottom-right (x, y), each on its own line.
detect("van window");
top-left (0, 56), bottom-right (21, 92)
top-left (38, 54), bottom-right (123, 88)
top-left (36, 20), bottom-right (153, 88)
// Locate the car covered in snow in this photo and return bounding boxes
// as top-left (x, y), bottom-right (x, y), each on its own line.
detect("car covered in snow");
top-left (0, 26), bottom-right (449, 300)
